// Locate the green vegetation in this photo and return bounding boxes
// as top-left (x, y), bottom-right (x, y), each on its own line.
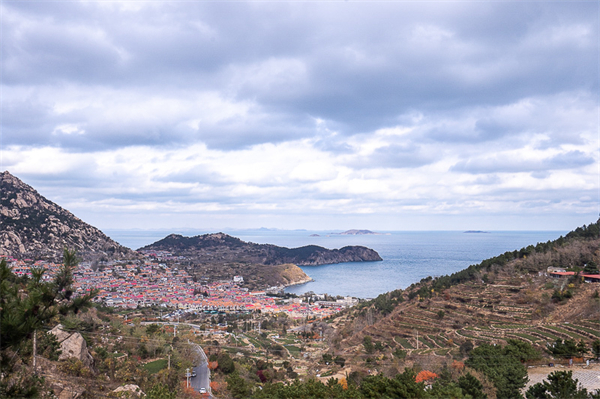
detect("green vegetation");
top-left (370, 289), bottom-right (404, 314)
top-left (143, 359), bottom-right (168, 374)
top-left (407, 219), bottom-right (599, 295)
top-left (0, 250), bottom-right (97, 397)
top-left (395, 337), bottom-right (415, 349)
top-left (467, 340), bottom-right (538, 398)
top-left (548, 338), bottom-right (588, 358)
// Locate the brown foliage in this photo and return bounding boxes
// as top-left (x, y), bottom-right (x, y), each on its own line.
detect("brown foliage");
top-left (451, 360), bottom-right (464, 371)
top-left (415, 370), bottom-right (438, 383)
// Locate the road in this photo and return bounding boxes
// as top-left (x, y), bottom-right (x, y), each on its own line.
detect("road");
top-left (140, 324), bottom-right (212, 396)
top-left (189, 343), bottom-right (211, 397)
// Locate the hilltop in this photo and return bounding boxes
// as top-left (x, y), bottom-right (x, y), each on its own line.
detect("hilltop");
top-left (140, 232), bottom-right (382, 266)
top-left (140, 232), bottom-right (382, 289)
top-left (0, 171), bottom-right (136, 261)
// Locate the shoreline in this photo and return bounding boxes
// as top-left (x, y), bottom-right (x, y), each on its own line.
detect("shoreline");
top-left (282, 276), bottom-right (314, 289)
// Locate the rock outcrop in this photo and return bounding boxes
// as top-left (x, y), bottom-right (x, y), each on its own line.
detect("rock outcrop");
top-left (111, 384), bottom-right (145, 398)
top-left (0, 171), bottom-right (136, 260)
top-left (49, 324), bottom-right (94, 368)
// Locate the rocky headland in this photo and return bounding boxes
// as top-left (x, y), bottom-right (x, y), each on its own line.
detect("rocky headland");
top-left (139, 232), bottom-right (382, 266)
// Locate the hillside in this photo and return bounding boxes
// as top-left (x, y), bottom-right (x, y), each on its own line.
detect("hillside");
top-left (329, 221), bottom-right (600, 366)
top-left (0, 171), bottom-right (136, 261)
top-left (140, 232), bottom-right (382, 266)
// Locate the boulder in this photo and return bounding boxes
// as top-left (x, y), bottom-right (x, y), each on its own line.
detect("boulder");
top-left (112, 384), bottom-right (145, 397)
top-left (49, 324), bottom-right (94, 368)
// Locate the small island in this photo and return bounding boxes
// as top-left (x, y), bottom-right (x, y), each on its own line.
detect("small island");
top-left (338, 229), bottom-right (382, 235)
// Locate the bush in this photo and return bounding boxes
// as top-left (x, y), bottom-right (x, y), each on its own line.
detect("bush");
top-left (363, 336), bottom-right (374, 354)
top-left (58, 358), bottom-right (92, 378)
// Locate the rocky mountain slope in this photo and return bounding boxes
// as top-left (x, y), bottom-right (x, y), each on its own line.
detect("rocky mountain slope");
top-left (0, 171), bottom-right (135, 260)
top-left (328, 220), bottom-right (600, 365)
top-left (139, 232), bottom-right (383, 266)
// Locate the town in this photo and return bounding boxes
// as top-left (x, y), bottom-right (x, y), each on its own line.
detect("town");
top-left (5, 252), bottom-right (358, 320)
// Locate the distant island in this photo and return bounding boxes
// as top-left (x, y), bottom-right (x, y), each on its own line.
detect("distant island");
top-left (464, 230), bottom-right (490, 234)
top-left (338, 229), bottom-right (383, 235)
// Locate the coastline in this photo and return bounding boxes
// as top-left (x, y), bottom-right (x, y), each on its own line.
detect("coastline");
top-left (282, 276), bottom-right (314, 289)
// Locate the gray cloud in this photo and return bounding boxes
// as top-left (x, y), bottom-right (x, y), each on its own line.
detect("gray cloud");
top-left (351, 143), bottom-right (436, 169)
top-left (2, 1), bottom-right (597, 151)
top-left (1, 1), bottom-right (597, 230)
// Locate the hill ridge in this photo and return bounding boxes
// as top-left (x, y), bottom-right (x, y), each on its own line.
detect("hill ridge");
top-left (0, 171), bottom-right (136, 260)
top-left (140, 231), bottom-right (383, 266)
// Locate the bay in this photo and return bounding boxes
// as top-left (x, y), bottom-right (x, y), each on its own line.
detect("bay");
top-left (105, 228), bottom-right (565, 299)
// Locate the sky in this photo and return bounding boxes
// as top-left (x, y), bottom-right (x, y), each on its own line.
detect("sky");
top-left (1, 0), bottom-right (599, 232)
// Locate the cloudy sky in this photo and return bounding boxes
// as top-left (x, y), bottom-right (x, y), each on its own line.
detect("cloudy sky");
top-left (1, 0), bottom-right (598, 231)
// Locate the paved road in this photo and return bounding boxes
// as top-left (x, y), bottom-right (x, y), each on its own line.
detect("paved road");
top-left (140, 324), bottom-right (212, 396)
top-left (189, 343), bottom-right (212, 397)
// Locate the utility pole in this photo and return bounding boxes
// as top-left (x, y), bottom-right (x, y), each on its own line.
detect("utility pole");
top-left (33, 330), bottom-right (37, 374)
top-left (168, 354), bottom-right (171, 370)
top-left (185, 368), bottom-right (191, 388)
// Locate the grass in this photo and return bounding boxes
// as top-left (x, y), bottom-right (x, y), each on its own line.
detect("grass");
top-left (223, 347), bottom-right (253, 356)
top-left (284, 345), bottom-right (302, 358)
top-left (509, 332), bottom-right (540, 343)
top-left (545, 325), bottom-right (588, 340)
top-left (531, 329), bottom-right (561, 340)
top-left (417, 337), bottom-right (435, 349)
top-left (246, 336), bottom-right (263, 348)
top-left (143, 359), bottom-right (168, 374)
top-left (395, 337), bottom-right (414, 349)
top-left (491, 323), bottom-right (529, 329)
top-left (570, 324), bottom-right (600, 338)
top-left (457, 331), bottom-right (480, 340)
top-left (278, 337), bottom-right (300, 345)
top-left (428, 335), bottom-right (447, 347)
top-left (229, 335), bottom-right (248, 346)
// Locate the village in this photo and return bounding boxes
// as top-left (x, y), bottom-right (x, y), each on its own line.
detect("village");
top-left (5, 252), bottom-right (359, 320)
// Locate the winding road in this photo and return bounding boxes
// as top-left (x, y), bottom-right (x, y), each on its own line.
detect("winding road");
top-left (140, 322), bottom-right (211, 396)
top-left (190, 343), bottom-right (211, 397)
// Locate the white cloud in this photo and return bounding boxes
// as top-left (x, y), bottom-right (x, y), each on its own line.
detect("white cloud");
top-left (1, 1), bottom-right (598, 230)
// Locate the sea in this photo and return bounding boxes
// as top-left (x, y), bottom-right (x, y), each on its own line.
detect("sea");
top-left (105, 229), bottom-right (566, 299)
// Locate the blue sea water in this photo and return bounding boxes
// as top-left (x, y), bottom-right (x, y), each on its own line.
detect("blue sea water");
top-left (105, 229), bottom-right (565, 299)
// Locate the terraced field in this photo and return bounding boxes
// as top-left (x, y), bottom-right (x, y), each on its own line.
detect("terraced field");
top-left (337, 267), bottom-right (600, 363)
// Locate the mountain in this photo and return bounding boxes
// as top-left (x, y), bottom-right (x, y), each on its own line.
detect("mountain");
top-left (139, 232), bottom-right (383, 266)
top-left (329, 220), bottom-right (600, 366)
top-left (0, 171), bottom-right (135, 260)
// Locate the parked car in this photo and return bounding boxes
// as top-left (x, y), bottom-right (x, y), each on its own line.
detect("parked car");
top-left (199, 387), bottom-right (207, 394)
top-left (191, 371), bottom-right (197, 377)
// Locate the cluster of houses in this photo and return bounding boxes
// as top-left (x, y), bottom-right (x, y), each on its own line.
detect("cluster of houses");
top-left (3, 256), bottom-right (356, 318)
top-left (547, 267), bottom-right (600, 283)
